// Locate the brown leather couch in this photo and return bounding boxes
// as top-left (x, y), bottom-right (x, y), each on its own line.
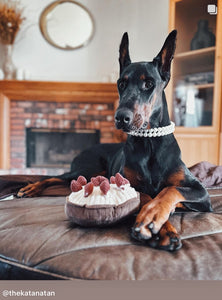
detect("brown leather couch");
top-left (0, 170), bottom-right (222, 280)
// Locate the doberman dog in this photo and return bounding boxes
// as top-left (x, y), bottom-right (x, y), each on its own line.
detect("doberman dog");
top-left (18, 30), bottom-right (212, 251)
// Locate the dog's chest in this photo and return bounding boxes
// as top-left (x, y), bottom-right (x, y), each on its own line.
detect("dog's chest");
top-left (123, 139), bottom-right (169, 196)
top-left (123, 159), bottom-right (164, 197)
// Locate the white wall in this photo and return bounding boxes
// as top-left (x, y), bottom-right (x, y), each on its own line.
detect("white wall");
top-left (0, 0), bottom-right (169, 82)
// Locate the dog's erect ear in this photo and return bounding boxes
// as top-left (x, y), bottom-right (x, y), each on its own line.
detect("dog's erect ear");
top-left (119, 32), bottom-right (131, 75)
top-left (153, 30), bottom-right (177, 85)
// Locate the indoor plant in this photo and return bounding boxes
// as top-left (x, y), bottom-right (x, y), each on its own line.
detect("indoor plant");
top-left (0, 0), bottom-right (25, 79)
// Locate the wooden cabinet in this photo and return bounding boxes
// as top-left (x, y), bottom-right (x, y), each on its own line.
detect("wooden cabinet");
top-left (166, 0), bottom-right (222, 166)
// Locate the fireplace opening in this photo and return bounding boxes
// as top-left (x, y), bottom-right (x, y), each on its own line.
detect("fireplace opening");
top-left (26, 128), bottom-right (100, 168)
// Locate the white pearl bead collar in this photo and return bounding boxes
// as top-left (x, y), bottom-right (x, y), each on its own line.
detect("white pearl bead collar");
top-left (128, 121), bottom-right (175, 138)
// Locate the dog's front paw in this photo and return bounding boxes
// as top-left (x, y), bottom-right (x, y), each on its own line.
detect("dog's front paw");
top-left (131, 197), bottom-right (181, 251)
top-left (17, 182), bottom-right (41, 198)
top-left (131, 229), bottom-right (182, 252)
top-left (132, 199), bottom-right (172, 238)
top-left (158, 230), bottom-right (182, 251)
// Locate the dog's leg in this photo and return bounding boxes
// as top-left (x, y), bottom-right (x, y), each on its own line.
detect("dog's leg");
top-left (133, 187), bottom-right (183, 237)
top-left (132, 181), bottom-right (211, 250)
top-left (131, 187), bottom-right (183, 250)
top-left (16, 166), bottom-right (104, 198)
top-left (17, 178), bottom-right (67, 197)
top-left (132, 191), bottom-right (182, 251)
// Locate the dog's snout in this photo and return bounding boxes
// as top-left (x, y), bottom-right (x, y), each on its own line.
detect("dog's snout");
top-left (115, 109), bottom-right (133, 131)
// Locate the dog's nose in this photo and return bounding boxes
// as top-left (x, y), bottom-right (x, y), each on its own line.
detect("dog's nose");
top-left (115, 109), bottom-right (133, 131)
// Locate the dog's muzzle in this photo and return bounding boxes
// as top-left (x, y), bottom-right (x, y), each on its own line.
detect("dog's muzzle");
top-left (114, 108), bottom-right (133, 132)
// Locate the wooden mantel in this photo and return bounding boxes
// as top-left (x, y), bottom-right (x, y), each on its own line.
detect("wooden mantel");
top-left (0, 80), bottom-right (118, 102)
top-left (0, 80), bottom-right (119, 169)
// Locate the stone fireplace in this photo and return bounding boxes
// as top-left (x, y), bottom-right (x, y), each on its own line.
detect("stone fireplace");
top-left (10, 100), bottom-right (114, 175)
top-left (0, 81), bottom-right (119, 175)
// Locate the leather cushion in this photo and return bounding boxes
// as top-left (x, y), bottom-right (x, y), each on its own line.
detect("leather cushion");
top-left (0, 189), bottom-right (222, 280)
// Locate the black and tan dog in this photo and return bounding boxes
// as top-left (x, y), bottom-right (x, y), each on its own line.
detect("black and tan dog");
top-left (18, 30), bottom-right (212, 251)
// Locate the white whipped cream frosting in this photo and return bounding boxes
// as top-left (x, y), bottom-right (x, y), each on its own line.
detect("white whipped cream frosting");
top-left (68, 184), bottom-right (138, 207)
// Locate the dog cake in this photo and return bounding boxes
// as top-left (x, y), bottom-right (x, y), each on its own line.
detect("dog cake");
top-left (65, 173), bottom-right (140, 226)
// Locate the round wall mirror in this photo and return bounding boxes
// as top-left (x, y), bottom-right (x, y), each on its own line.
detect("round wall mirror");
top-left (39, 0), bottom-right (95, 50)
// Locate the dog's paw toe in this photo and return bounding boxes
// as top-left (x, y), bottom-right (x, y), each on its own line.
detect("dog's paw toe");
top-left (131, 226), bottom-right (152, 242)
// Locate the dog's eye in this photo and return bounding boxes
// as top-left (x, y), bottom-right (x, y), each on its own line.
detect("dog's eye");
top-left (143, 81), bottom-right (154, 90)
